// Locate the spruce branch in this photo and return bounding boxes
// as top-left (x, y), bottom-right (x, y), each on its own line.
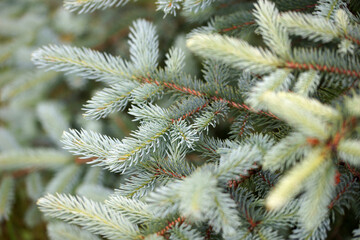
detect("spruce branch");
top-left (263, 132), bottom-right (309, 171)
top-left (1, 71), bottom-right (57, 102)
top-left (0, 176), bottom-right (15, 221)
top-left (64, 0), bottom-right (130, 13)
top-left (215, 1), bottom-right (318, 34)
top-left (338, 139), bottom-right (360, 166)
top-left (117, 171), bottom-right (168, 199)
top-left (182, 0), bottom-right (216, 13)
top-left (128, 19), bottom-right (159, 74)
top-left (0, 128), bottom-right (20, 151)
top-left (131, 83), bottom-right (164, 104)
top-left (165, 47), bottom-right (186, 74)
top-left (293, 70), bottom-right (321, 96)
top-left (281, 11), bottom-right (340, 43)
top-left (155, 216), bottom-right (187, 237)
top-left (328, 173), bottom-right (357, 210)
top-left (0, 149), bottom-right (72, 171)
top-left (169, 96), bottom-right (209, 122)
top-left (167, 222), bottom-right (203, 240)
top-left (47, 222), bottom-right (101, 240)
top-left (170, 120), bottom-right (199, 148)
top-left (345, 94), bottom-right (360, 116)
top-left (105, 195), bottom-right (155, 224)
top-left (61, 128), bottom-right (121, 164)
top-left (266, 147), bottom-right (329, 210)
top-left (76, 184), bottom-right (113, 202)
top-left (259, 91), bottom-right (331, 139)
top-left (315, 0), bottom-right (345, 21)
top-left (146, 181), bottom-right (182, 217)
top-left (83, 82), bottom-right (140, 120)
top-left (156, 0), bottom-right (182, 16)
top-left (298, 160), bottom-right (336, 230)
top-left (37, 193), bottom-right (141, 240)
top-left (141, 74), bottom-right (278, 119)
top-left (247, 69), bottom-right (293, 109)
top-left (216, 144), bottom-right (262, 183)
top-left (186, 33), bottom-right (283, 74)
top-left (37, 102), bottom-right (69, 146)
top-left (288, 48), bottom-right (360, 79)
top-left (32, 45), bottom-right (134, 84)
top-left (290, 218), bottom-right (331, 240)
top-left (25, 2), bottom-right (360, 238)
top-left (254, 0), bottom-right (291, 58)
top-left (106, 120), bottom-right (171, 172)
top-left (129, 103), bottom-right (172, 123)
top-left (191, 101), bottom-right (229, 133)
top-left (25, 172), bottom-right (44, 201)
top-left (177, 168), bottom-right (218, 221)
top-left (45, 164), bottom-right (82, 194)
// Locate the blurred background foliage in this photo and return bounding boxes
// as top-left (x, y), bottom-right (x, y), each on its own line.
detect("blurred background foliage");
top-left (0, 0), bottom-right (199, 239)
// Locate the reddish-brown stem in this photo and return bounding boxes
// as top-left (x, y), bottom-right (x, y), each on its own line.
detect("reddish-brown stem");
top-left (258, 171), bottom-right (273, 187)
top-left (345, 163), bottom-right (360, 180)
top-left (154, 167), bottom-right (186, 179)
top-left (171, 102), bottom-right (209, 123)
top-left (328, 177), bottom-right (356, 209)
top-left (239, 113), bottom-right (249, 137)
top-left (141, 76), bottom-right (278, 119)
top-left (227, 166), bottom-right (262, 188)
top-left (244, 207), bottom-right (261, 231)
top-left (219, 21), bottom-right (255, 33)
top-left (345, 34), bottom-right (360, 47)
top-left (285, 61), bottom-right (360, 78)
top-left (205, 226), bottom-right (213, 240)
top-left (156, 217), bottom-right (186, 236)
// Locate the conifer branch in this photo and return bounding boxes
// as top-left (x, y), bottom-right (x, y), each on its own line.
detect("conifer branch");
top-left (328, 176), bottom-right (356, 209)
top-left (254, 0), bottom-right (290, 58)
top-left (298, 160), bottom-right (336, 230)
top-left (168, 222), bottom-right (203, 240)
top-left (37, 193), bottom-right (141, 240)
top-left (187, 33), bottom-right (283, 74)
top-left (0, 176), bottom-right (15, 221)
top-left (216, 144), bottom-right (262, 183)
top-left (84, 82), bottom-right (140, 120)
top-left (129, 19), bottom-right (159, 73)
top-left (288, 48), bottom-right (360, 79)
top-left (45, 164), bottom-right (82, 194)
top-left (338, 139), bottom-right (360, 166)
top-left (315, 0), bottom-right (344, 20)
top-left (141, 75), bottom-right (278, 119)
top-left (105, 195), bottom-right (155, 224)
top-left (106, 120), bottom-right (171, 172)
top-left (64, 0), bottom-right (130, 13)
top-left (25, 1), bottom-right (360, 238)
top-left (259, 91), bottom-right (331, 139)
top-left (281, 11), bottom-right (340, 43)
top-left (0, 149), bottom-right (72, 171)
top-left (294, 70), bottom-right (321, 96)
top-left (266, 148), bottom-right (329, 210)
top-left (156, 217), bottom-right (186, 236)
top-left (32, 45), bottom-right (134, 84)
top-left (47, 222), bottom-right (101, 240)
top-left (61, 129), bottom-right (121, 164)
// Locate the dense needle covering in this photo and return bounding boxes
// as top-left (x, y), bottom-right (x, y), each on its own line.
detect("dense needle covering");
top-left (4, 0), bottom-right (360, 239)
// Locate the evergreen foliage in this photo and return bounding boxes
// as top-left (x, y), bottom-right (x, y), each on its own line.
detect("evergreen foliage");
top-left (3, 0), bottom-right (360, 239)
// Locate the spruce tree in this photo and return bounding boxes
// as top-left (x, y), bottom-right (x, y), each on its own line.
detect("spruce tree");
top-left (6, 0), bottom-right (360, 239)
